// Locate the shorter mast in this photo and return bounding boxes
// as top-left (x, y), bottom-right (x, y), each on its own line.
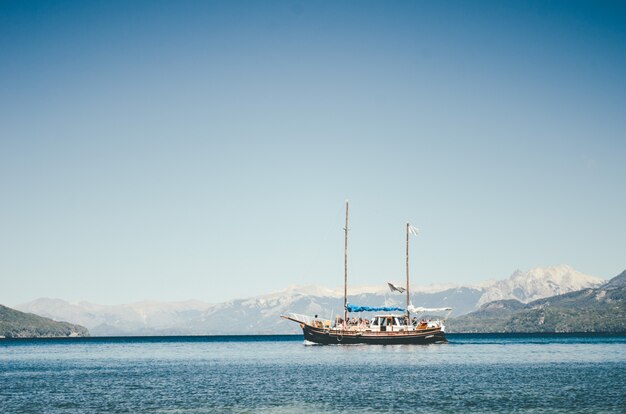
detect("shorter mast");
top-left (406, 222), bottom-right (410, 318)
top-left (343, 201), bottom-right (349, 325)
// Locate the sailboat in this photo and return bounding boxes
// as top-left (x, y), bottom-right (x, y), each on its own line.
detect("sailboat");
top-left (281, 201), bottom-right (452, 345)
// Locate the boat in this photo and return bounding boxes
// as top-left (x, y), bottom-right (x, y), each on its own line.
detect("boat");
top-left (281, 201), bottom-right (452, 345)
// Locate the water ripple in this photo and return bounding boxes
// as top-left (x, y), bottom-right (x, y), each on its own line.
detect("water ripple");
top-left (1, 334), bottom-right (625, 413)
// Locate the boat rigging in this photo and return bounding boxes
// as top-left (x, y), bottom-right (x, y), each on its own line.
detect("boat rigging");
top-left (281, 201), bottom-right (451, 345)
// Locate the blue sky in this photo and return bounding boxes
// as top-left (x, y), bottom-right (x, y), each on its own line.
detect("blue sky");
top-left (1, 0), bottom-right (625, 305)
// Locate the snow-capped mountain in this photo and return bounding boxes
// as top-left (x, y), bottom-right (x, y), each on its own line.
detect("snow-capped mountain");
top-left (476, 264), bottom-right (604, 307)
top-left (15, 265), bottom-right (605, 335)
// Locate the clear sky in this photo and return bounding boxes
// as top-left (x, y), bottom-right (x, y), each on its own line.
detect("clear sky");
top-left (1, 0), bottom-right (625, 306)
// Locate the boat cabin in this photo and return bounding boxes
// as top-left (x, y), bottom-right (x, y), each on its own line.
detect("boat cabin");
top-left (327, 313), bottom-right (445, 332)
top-left (370, 314), bottom-right (408, 332)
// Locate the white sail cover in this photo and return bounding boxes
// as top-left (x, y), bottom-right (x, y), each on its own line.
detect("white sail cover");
top-left (407, 305), bottom-right (452, 313)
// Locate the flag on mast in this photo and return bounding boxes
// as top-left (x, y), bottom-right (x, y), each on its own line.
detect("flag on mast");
top-left (387, 282), bottom-right (406, 293)
top-left (408, 226), bottom-right (419, 236)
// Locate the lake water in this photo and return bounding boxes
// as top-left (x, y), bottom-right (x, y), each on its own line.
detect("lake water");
top-left (1, 334), bottom-right (625, 413)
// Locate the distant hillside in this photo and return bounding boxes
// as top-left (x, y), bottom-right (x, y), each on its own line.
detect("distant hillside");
top-left (603, 269), bottom-right (626, 289)
top-left (0, 304), bottom-right (89, 338)
top-left (448, 269), bottom-right (626, 333)
top-left (446, 299), bottom-right (526, 332)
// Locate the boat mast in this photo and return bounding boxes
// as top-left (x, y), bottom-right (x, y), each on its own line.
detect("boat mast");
top-left (406, 222), bottom-right (410, 318)
top-left (343, 200), bottom-right (349, 324)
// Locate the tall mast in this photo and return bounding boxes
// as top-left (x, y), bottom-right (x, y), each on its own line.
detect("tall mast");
top-left (343, 200), bottom-right (349, 324)
top-left (406, 222), bottom-right (410, 316)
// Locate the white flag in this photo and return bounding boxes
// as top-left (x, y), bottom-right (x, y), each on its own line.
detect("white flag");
top-left (408, 226), bottom-right (419, 236)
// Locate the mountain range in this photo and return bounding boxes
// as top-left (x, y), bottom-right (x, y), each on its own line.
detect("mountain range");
top-left (15, 264), bottom-right (606, 335)
top-left (447, 270), bottom-right (626, 333)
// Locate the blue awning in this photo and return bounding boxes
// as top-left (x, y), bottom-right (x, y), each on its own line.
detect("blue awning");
top-left (346, 303), bottom-right (404, 313)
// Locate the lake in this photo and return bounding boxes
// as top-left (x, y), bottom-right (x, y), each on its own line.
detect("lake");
top-left (1, 333), bottom-right (625, 413)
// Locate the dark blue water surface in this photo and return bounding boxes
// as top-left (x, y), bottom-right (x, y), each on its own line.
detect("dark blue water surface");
top-left (1, 334), bottom-right (625, 413)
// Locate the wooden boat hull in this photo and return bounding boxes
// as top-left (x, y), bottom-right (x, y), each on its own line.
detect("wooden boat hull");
top-left (301, 324), bottom-right (447, 345)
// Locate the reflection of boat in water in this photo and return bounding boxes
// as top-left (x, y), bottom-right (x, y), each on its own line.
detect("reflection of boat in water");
top-left (281, 201), bottom-right (452, 345)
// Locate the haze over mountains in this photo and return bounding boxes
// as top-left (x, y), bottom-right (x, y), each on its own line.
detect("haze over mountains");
top-left (16, 265), bottom-right (605, 335)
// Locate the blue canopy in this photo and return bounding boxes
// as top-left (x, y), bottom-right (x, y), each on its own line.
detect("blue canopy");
top-left (346, 303), bottom-right (404, 313)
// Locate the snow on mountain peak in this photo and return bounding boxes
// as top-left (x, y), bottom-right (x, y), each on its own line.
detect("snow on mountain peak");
top-left (477, 264), bottom-right (604, 307)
